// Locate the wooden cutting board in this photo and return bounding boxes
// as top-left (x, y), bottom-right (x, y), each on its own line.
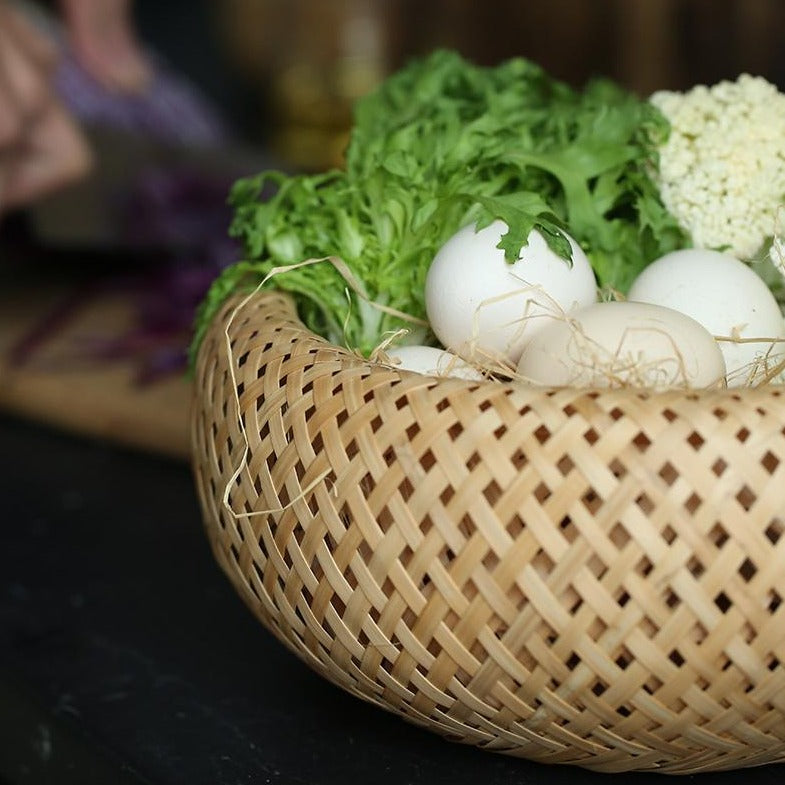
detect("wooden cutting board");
top-left (0, 280), bottom-right (192, 460)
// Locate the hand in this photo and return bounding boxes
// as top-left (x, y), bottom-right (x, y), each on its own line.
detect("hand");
top-left (0, 3), bottom-right (92, 212)
top-left (59, 0), bottom-right (151, 92)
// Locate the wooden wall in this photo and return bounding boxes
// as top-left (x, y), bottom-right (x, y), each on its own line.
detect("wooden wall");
top-left (215, 0), bottom-right (785, 166)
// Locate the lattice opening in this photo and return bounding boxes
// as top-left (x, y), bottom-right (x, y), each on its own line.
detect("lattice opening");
top-left (534, 424), bottom-right (551, 445)
top-left (738, 558), bottom-right (758, 582)
top-left (610, 406), bottom-right (624, 421)
top-left (662, 524), bottom-right (677, 544)
top-left (591, 678), bottom-right (609, 697)
top-left (632, 431), bottom-right (652, 452)
top-left (482, 548), bottom-right (500, 571)
top-left (378, 505), bottom-right (395, 534)
top-left (507, 514), bottom-right (525, 538)
top-left (406, 422), bottom-right (421, 441)
top-left (538, 620), bottom-right (559, 646)
top-left (641, 615), bottom-right (659, 638)
top-left (636, 492), bottom-right (654, 515)
top-left (587, 554), bottom-right (608, 580)
top-left (557, 454), bottom-right (575, 476)
top-left (420, 448), bottom-right (437, 471)
top-left (610, 522), bottom-right (631, 548)
top-left (687, 431), bottom-right (705, 451)
top-left (665, 589), bottom-right (681, 609)
top-left (513, 643), bottom-right (539, 674)
top-left (587, 617), bottom-right (608, 642)
top-left (466, 450), bottom-right (481, 471)
top-left (768, 590), bottom-right (783, 613)
top-left (736, 426), bottom-right (751, 443)
top-left (483, 479), bottom-right (503, 506)
top-left (615, 646), bottom-right (633, 670)
top-left (765, 519), bottom-right (783, 544)
top-left (761, 450), bottom-right (780, 475)
top-left (360, 472), bottom-right (375, 497)
top-left (690, 621), bottom-right (709, 644)
top-left (736, 485), bottom-right (757, 511)
top-left (344, 562), bottom-right (359, 591)
top-left (582, 488), bottom-right (603, 513)
top-left (687, 556), bottom-right (705, 578)
top-left (493, 423), bottom-right (508, 439)
top-left (559, 516), bottom-right (579, 544)
top-left (608, 457), bottom-right (627, 480)
top-left (345, 438), bottom-right (359, 460)
top-left (635, 555), bottom-right (654, 577)
top-left (714, 591), bottom-right (732, 613)
top-left (310, 429), bottom-right (324, 455)
top-left (583, 427), bottom-right (599, 446)
top-left (669, 648), bottom-right (685, 667)
top-left (658, 461), bottom-right (678, 486)
top-left (710, 522), bottom-right (730, 548)
top-left (358, 539), bottom-right (373, 563)
top-left (438, 544), bottom-right (457, 568)
top-left (400, 544), bottom-right (415, 568)
top-left (510, 448), bottom-right (528, 470)
top-left (684, 493), bottom-right (702, 514)
top-left (399, 477), bottom-right (416, 503)
top-left (448, 421), bottom-right (464, 440)
top-left (566, 652), bottom-right (581, 671)
top-left (662, 408), bottom-right (678, 423)
top-left (643, 675), bottom-right (664, 695)
top-left (400, 602), bottom-right (417, 631)
top-left (534, 482), bottom-right (552, 504)
top-left (532, 548), bottom-right (556, 577)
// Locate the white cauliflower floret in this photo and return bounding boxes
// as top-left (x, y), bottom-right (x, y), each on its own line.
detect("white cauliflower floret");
top-left (651, 74), bottom-right (785, 259)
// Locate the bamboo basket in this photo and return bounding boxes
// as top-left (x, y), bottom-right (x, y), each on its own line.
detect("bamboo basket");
top-left (191, 290), bottom-right (785, 774)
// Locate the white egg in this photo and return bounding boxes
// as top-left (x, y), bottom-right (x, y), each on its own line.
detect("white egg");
top-left (627, 249), bottom-right (785, 386)
top-left (425, 220), bottom-right (597, 365)
top-left (383, 345), bottom-right (483, 380)
top-left (516, 301), bottom-right (727, 389)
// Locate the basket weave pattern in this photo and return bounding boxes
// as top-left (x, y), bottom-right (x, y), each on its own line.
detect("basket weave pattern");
top-left (192, 292), bottom-right (785, 773)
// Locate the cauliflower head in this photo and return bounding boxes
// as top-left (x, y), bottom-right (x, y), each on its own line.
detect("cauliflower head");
top-left (651, 74), bottom-right (785, 260)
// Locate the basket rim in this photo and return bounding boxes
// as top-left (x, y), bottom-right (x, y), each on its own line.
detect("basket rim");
top-left (212, 289), bottom-right (785, 405)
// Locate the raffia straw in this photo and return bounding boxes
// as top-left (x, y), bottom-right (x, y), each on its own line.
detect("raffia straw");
top-left (453, 282), bottom-right (708, 389)
top-left (515, 315), bottom-right (722, 391)
top-left (221, 256), bottom-right (427, 521)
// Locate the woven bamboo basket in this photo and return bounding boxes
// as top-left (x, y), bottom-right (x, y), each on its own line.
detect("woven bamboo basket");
top-left (191, 290), bottom-right (785, 774)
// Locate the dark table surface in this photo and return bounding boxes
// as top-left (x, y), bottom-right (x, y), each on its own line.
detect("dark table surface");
top-left (1, 412), bottom-right (784, 785)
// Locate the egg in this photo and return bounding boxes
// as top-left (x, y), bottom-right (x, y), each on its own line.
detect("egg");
top-left (383, 345), bottom-right (484, 380)
top-left (516, 301), bottom-right (727, 389)
top-left (425, 220), bottom-right (597, 365)
top-left (627, 249), bottom-right (785, 386)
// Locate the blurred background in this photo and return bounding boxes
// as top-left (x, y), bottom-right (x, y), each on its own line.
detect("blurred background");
top-left (143, 0), bottom-right (785, 170)
top-left (3, 0), bottom-right (785, 457)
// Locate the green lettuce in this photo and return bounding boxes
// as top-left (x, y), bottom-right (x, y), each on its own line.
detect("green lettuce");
top-left (192, 50), bottom-right (686, 361)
